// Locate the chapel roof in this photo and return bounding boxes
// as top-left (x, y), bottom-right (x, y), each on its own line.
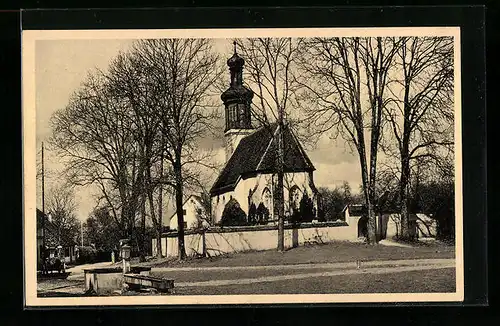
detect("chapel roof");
top-left (210, 123), bottom-right (315, 195)
top-left (221, 84), bottom-right (254, 102)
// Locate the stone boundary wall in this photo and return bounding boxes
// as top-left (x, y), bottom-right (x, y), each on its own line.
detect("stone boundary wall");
top-left (152, 219), bottom-right (361, 258)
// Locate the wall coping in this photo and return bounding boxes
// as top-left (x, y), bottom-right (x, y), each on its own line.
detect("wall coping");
top-left (162, 221), bottom-right (348, 238)
top-left (83, 266), bottom-right (151, 274)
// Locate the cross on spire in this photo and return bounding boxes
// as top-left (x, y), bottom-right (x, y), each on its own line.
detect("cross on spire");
top-left (233, 40), bottom-right (237, 54)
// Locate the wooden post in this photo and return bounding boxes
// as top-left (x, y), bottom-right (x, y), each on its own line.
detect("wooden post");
top-left (202, 230), bottom-right (206, 257)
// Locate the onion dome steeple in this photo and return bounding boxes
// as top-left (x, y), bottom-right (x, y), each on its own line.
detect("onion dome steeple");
top-left (221, 41), bottom-right (254, 132)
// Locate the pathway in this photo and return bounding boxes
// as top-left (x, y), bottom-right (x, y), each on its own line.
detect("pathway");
top-left (151, 258), bottom-right (454, 273)
top-left (38, 258), bottom-right (455, 295)
top-left (174, 262), bottom-right (455, 288)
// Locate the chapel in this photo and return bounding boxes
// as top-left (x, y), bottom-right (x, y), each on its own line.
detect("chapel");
top-left (209, 42), bottom-right (319, 224)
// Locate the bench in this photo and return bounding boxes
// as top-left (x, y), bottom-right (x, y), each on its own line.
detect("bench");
top-left (124, 274), bottom-right (174, 293)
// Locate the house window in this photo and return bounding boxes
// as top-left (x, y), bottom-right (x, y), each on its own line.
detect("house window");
top-left (182, 209), bottom-right (186, 216)
top-left (183, 222), bottom-right (188, 229)
top-left (197, 208), bottom-right (202, 215)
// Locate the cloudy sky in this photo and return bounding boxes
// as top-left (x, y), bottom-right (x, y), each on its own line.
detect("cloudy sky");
top-left (35, 38), bottom-right (362, 222)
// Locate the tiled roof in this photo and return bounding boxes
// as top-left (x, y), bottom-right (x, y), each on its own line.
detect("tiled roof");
top-left (210, 123), bottom-right (315, 195)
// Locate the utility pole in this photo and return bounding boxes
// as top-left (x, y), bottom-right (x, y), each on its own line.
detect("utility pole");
top-left (41, 142), bottom-right (46, 257)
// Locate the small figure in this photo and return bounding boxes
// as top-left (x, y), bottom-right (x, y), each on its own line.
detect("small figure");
top-left (111, 251), bottom-right (115, 264)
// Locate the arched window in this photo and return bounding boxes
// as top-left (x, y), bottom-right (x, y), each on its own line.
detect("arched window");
top-left (262, 187), bottom-right (272, 211)
top-left (289, 185), bottom-right (301, 213)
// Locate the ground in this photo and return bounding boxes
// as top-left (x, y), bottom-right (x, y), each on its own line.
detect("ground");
top-left (37, 240), bottom-right (456, 297)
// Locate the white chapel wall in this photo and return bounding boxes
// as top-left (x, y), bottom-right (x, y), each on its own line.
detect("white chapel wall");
top-left (211, 171), bottom-right (320, 224)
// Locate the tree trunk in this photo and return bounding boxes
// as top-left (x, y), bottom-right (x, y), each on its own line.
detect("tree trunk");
top-left (276, 119), bottom-right (285, 252)
top-left (367, 184), bottom-right (378, 244)
top-left (368, 131), bottom-right (380, 244)
top-left (121, 203), bottom-right (132, 240)
top-left (156, 184), bottom-right (164, 259)
top-left (146, 160), bottom-right (163, 260)
top-left (146, 186), bottom-right (163, 259)
top-left (399, 151), bottom-right (413, 241)
top-left (276, 170), bottom-right (285, 252)
top-left (156, 146), bottom-right (165, 259)
top-left (174, 157), bottom-right (186, 260)
top-left (358, 140), bottom-right (377, 245)
top-left (399, 61), bottom-right (414, 242)
top-left (139, 195), bottom-right (147, 262)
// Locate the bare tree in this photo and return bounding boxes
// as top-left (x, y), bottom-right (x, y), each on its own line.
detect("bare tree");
top-left (46, 182), bottom-right (80, 247)
top-left (297, 37), bottom-right (400, 244)
top-left (128, 39), bottom-right (222, 260)
top-left (383, 36), bottom-right (454, 240)
top-left (235, 37), bottom-right (302, 251)
top-left (105, 48), bottom-right (168, 261)
top-left (49, 70), bottom-right (143, 244)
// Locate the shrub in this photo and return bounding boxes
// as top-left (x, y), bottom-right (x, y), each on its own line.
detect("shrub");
top-left (220, 198), bottom-right (248, 226)
top-left (256, 203), bottom-right (270, 224)
top-left (317, 206), bottom-right (326, 222)
top-left (290, 206), bottom-right (301, 224)
top-left (289, 192), bottom-right (316, 224)
top-left (76, 246), bottom-right (114, 264)
top-left (299, 192), bottom-right (315, 222)
top-left (248, 203), bottom-right (258, 225)
top-left (76, 246), bottom-right (97, 264)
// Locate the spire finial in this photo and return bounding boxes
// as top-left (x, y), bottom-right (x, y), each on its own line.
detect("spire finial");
top-left (233, 40), bottom-right (237, 54)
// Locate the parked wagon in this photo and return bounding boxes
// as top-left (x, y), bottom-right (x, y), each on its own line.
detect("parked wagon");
top-left (38, 246), bottom-right (71, 279)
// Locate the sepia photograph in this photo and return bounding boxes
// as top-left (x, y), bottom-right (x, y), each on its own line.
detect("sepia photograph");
top-left (22, 27), bottom-right (463, 306)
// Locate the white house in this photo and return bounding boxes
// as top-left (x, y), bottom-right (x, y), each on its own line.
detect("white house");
top-left (209, 44), bottom-right (319, 224)
top-left (169, 195), bottom-right (210, 231)
top-left (343, 204), bottom-right (436, 240)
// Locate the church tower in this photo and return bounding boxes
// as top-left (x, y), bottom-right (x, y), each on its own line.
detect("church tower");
top-left (221, 41), bottom-right (254, 162)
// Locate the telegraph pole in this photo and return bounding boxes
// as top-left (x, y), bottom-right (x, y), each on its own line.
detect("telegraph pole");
top-left (41, 142), bottom-right (46, 256)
